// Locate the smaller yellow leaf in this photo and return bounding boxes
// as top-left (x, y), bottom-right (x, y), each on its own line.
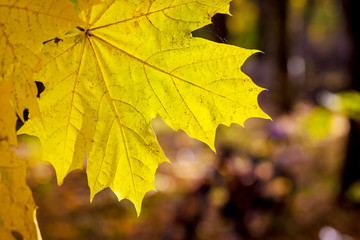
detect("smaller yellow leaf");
top-left (0, 81), bottom-right (17, 145)
top-left (0, 141), bottom-right (39, 240)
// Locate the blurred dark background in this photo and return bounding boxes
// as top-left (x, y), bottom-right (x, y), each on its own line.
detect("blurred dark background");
top-left (26, 0), bottom-right (360, 239)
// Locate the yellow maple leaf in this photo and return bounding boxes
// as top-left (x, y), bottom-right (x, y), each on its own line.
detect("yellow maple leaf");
top-left (20, 0), bottom-right (269, 215)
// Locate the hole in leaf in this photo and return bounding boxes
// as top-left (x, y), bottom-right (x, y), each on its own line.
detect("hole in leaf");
top-left (35, 81), bottom-right (45, 98)
top-left (23, 109), bottom-right (29, 121)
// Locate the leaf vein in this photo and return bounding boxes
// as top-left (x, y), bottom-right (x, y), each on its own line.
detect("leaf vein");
top-left (90, 1), bottom-right (198, 31)
top-left (87, 36), bottom-right (138, 199)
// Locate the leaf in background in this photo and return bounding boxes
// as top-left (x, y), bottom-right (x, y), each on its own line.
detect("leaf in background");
top-left (0, 81), bottom-right (17, 144)
top-left (20, 0), bottom-right (269, 214)
top-left (0, 0), bottom-right (82, 237)
top-left (0, 0), bottom-right (83, 144)
top-left (0, 141), bottom-right (39, 240)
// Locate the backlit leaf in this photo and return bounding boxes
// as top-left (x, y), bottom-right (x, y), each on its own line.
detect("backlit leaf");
top-left (0, 141), bottom-right (38, 240)
top-left (1, 0), bottom-right (82, 237)
top-left (20, 0), bottom-right (269, 215)
top-left (0, 0), bottom-right (83, 144)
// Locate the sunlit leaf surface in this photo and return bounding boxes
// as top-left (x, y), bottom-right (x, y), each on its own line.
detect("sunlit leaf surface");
top-left (19, 0), bottom-right (268, 214)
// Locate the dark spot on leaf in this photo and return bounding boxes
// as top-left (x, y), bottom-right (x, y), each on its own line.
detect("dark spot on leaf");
top-left (11, 230), bottom-right (23, 240)
top-left (76, 26), bottom-right (85, 31)
top-left (43, 37), bottom-right (63, 45)
top-left (85, 29), bottom-right (93, 37)
top-left (54, 37), bottom-right (62, 44)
